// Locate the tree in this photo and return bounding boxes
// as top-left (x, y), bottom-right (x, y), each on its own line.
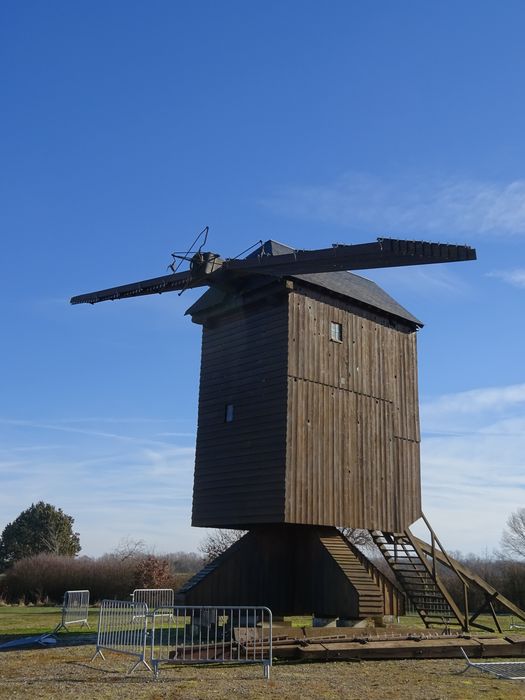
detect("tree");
top-left (199, 529), bottom-right (246, 563)
top-left (340, 527), bottom-right (376, 552)
top-left (112, 536), bottom-right (147, 561)
top-left (134, 555), bottom-right (172, 589)
top-left (501, 508), bottom-right (525, 559)
top-left (0, 502), bottom-right (81, 569)
top-left (198, 528), bottom-right (375, 564)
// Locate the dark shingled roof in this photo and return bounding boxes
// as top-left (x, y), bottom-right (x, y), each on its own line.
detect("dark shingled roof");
top-left (186, 239), bottom-right (422, 327)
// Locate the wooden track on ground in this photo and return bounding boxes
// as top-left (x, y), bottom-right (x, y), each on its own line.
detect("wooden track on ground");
top-left (237, 626), bottom-right (525, 661)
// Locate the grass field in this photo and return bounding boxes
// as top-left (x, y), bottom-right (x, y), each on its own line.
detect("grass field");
top-left (0, 605), bottom-right (78, 635)
top-left (1, 607), bottom-right (525, 699)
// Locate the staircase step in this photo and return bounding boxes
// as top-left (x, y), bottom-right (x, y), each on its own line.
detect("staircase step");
top-left (371, 528), bottom-right (465, 631)
top-left (401, 584), bottom-right (441, 591)
top-left (320, 533), bottom-right (385, 617)
top-left (422, 616), bottom-right (462, 624)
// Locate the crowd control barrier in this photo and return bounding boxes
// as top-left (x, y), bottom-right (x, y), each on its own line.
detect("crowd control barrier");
top-left (150, 605), bottom-right (272, 679)
top-left (91, 601), bottom-right (273, 679)
top-left (131, 588), bottom-right (174, 612)
top-left (91, 599), bottom-right (151, 674)
top-left (54, 590), bottom-right (90, 632)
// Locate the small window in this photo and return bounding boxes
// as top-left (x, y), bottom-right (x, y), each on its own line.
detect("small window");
top-left (330, 322), bottom-right (343, 343)
top-left (225, 404), bottom-right (234, 422)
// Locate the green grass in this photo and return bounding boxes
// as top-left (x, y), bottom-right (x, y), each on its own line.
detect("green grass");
top-left (0, 605), bottom-right (517, 638)
top-left (285, 612), bottom-right (517, 635)
top-left (396, 612), bottom-right (517, 635)
top-left (0, 605), bottom-right (99, 636)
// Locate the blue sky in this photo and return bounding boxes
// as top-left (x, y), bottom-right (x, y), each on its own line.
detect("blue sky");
top-left (1, 1), bottom-right (524, 557)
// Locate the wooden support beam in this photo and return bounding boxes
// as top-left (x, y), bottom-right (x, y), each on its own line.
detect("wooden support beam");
top-left (413, 536), bottom-right (525, 623)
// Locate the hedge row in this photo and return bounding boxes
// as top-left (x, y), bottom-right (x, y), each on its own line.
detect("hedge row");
top-left (0, 553), bottom-right (196, 604)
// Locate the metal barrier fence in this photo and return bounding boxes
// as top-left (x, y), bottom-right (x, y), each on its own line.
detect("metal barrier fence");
top-left (131, 588), bottom-right (174, 612)
top-left (91, 599), bottom-right (151, 674)
top-left (54, 589), bottom-right (90, 632)
top-left (461, 647), bottom-right (525, 680)
top-left (90, 601), bottom-right (273, 679)
top-left (509, 616), bottom-right (525, 630)
top-left (151, 606), bottom-right (272, 680)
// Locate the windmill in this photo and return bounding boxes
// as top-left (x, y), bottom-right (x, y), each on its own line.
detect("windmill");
top-left (72, 233), bottom-right (525, 631)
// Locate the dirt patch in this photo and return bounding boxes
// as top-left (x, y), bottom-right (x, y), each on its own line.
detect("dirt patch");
top-left (1, 644), bottom-right (525, 700)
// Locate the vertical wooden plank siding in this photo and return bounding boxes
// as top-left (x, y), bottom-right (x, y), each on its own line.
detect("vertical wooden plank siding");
top-left (191, 281), bottom-right (421, 531)
top-left (392, 332), bottom-right (421, 442)
top-left (285, 288), bottom-right (421, 531)
top-left (393, 437), bottom-right (421, 526)
top-left (286, 379), bottom-right (357, 526)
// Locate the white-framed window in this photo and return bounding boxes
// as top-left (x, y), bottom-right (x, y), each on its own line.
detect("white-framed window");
top-left (225, 404), bottom-right (234, 423)
top-left (330, 321), bottom-right (343, 343)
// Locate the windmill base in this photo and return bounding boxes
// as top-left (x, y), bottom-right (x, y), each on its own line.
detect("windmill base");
top-left (177, 525), bottom-right (404, 619)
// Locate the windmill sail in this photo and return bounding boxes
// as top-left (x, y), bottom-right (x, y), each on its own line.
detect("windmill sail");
top-left (71, 237), bottom-right (476, 305)
top-left (70, 269), bottom-right (198, 305)
top-left (223, 238), bottom-right (476, 277)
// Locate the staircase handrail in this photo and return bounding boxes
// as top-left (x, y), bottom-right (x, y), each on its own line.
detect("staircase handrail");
top-left (413, 536), bottom-right (525, 623)
top-left (418, 512), bottom-right (470, 589)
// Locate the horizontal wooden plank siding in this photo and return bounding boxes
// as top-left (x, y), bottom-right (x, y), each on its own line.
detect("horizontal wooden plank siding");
top-left (191, 302), bottom-right (289, 528)
top-left (285, 288), bottom-right (421, 531)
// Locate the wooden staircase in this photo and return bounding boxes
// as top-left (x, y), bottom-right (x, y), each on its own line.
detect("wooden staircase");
top-left (177, 525), bottom-right (405, 618)
top-left (371, 513), bottom-right (525, 633)
top-left (414, 535), bottom-right (525, 632)
top-left (318, 530), bottom-right (384, 618)
top-left (371, 529), bottom-right (465, 630)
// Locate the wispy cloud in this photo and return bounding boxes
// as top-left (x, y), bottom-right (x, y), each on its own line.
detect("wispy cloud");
top-left (3, 383), bottom-right (524, 558)
top-left (487, 269), bottom-right (525, 289)
top-left (0, 416), bottom-right (200, 556)
top-left (0, 417), bottom-right (191, 448)
top-left (263, 172), bottom-right (525, 236)
top-left (418, 382), bottom-right (525, 554)
top-left (421, 383), bottom-right (525, 420)
top-left (364, 264), bottom-right (471, 301)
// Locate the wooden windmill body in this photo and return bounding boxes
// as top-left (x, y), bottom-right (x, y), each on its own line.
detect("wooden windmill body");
top-left (183, 240), bottom-right (421, 617)
top-left (189, 240), bottom-right (421, 535)
top-left (74, 236), bottom-right (525, 629)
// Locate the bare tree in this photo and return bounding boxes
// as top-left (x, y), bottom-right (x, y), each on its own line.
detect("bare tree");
top-left (164, 551), bottom-right (205, 573)
top-left (501, 508), bottom-right (525, 559)
top-left (340, 527), bottom-right (375, 552)
top-left (199, 528), bottom-right (377, 563)
top-left (199, 529), bottom-right (246, 563)
top-left (112, 537), bottom-right (147, 561)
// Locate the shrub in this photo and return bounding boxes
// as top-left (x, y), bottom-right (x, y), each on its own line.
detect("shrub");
top-left (438, 553), bottom-right (525, 613)
top-left (134, 556), bottom-right (172, 589)
top-left (0, 548), bottom-right (203, 604)
top-left (2, 553), bottom-right (160, 603)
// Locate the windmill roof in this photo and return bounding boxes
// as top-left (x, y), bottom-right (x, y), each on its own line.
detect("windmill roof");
top-left (187, 239), bottom-right (422, 327)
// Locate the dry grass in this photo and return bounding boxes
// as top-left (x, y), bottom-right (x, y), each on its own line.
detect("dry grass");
top-left (2, 608), bottom-right (525, 698)
top-left (1, 644), bottom-right (525, 700)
